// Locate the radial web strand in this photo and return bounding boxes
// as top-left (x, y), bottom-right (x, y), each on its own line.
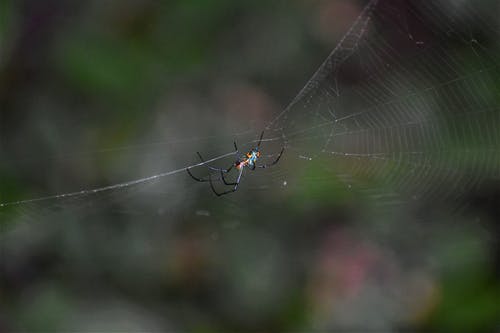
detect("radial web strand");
top-left (265, 0), bottom-right (500, 206)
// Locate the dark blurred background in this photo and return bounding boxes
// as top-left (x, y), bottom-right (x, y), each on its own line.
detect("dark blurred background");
top-left (1, 0), bottom-right (499, 332)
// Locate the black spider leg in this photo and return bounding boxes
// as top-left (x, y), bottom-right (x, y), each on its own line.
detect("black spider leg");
top-left (209, 167), bottom-right (243, 197)
top-left (186, 143), bottom-right (239, 182)
top-left (217, 141), bottom-right (240, 185)
top-left (187, 152), bottom-right (233, 182)
top-left (257, 131), bottom-right (265, 147)
top-left (257, 147), bottom-right (285, 169)
top-left (186, 167), bottom-right (207, 182)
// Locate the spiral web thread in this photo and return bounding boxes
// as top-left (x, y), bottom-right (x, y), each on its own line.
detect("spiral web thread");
top-left (266, 0), bottom-right (500, 206)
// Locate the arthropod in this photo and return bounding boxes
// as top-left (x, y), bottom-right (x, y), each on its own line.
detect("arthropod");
top-left (187, 131), bottom-right (284, 196)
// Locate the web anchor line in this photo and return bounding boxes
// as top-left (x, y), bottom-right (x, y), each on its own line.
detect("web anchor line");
top-left (265, 0), bottom-right (379, 131)
top-left (0, 152), bottom-right (236, 207)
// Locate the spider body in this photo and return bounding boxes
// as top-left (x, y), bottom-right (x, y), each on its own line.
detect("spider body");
top-left (187, 131), bottom-right (284, 196)
top-left (236, 149), bottom-right (261, 170)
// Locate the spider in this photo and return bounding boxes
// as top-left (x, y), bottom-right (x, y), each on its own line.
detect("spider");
top-left (187, 131), bottom-right (285, 196)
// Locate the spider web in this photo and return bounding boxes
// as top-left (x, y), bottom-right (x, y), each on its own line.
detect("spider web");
top-left (1, 0), bottom-right (499, 214)
top-left (2, 3), bottom-right (499, 330)
top-left (265, 0), bottom-right (500, 207)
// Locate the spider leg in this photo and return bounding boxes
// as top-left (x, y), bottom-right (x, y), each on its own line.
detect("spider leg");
top-left (196, 152), bottom-right (232, 173)
top-left (186, 151), bottom-right (233, 182)
top-left (187, 166), bottom-right (233, 183)
top-left (187, 167), bottom-right (209, 182)
top-left (187, 141), bottom-right (240, 186)
top-left (257, 147), bottom-right (285, 168)
top-left (209, 168), bottom-right (243, 196)
top-left (186, 152), bottom-right (210, 181)
top-left (257, 130), bottom-right (265, 147)
top-left (220, 168), bottom-right (239, 185)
